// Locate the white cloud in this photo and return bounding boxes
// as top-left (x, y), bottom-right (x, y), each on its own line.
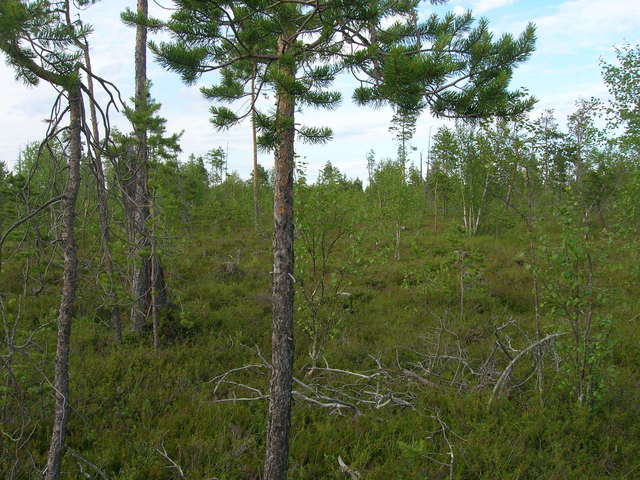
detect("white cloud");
top-left (0, 72), bottom-right (59, 165)
top-left (2, 0), bottom-right (637, 181)
top-left (453, 5), bottom-right (467, 15)
top-left (472, 0), bottom-right (518, 14)
top-left (511, 0), bottom-right (640, 55)
top-left (537, 0), bottom-right (640, 35)
top-left (531, 81), bottom-right (609, 127)
top-left (499, 0), bottom-right (640, 131)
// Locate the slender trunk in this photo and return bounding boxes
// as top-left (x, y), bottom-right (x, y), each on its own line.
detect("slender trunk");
top-left (129, 0), bottom-right (169, 335)
top-left (119, 144), bottom-right (138, 317)
top-left (459, 252), bottom-right (465, 323)
top-left (525, 164), bottom-right (544, 403)
top-left (151, 202), bottom-right (159, 350)
top-left (460, 176), bottom-right (469, 235)
top-left (135, 0), bottom-right (148, 147)
top-left (433, 177), bottom-right (438, 233)
top-left (131, 221), bottom-right (150, 334)
top-left (264, 38), bottom-right (296, 480)
top-left (82, 40), bottom-right (122, 342)
top-left (251, 63), bottom-right (260, 232)
top-left (578, 237), bottom-right (595, 404)
top-left (131, 0), bottom-right (156, 333)
top-left (121, 144), bottom-right (138, 247)
top-left (45, 86), bottom-right (82, 480)
top-left (531, 243), bottom-right (543, 400)
top-left (505, 157), bottom-right (519, 210)
top-left (473, 171), bottom-right (490, 235)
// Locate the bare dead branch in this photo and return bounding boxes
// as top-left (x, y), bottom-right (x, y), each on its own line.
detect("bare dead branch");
top-left (155, 443), bottom-right (185, 479)
top-left (338, 456), bottom-right (361, 479)
top-left (488, 332), bottom-right (567, 409)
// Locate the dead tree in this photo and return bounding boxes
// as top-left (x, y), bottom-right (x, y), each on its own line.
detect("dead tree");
top-left (81, 38), bottom-right (122, 342)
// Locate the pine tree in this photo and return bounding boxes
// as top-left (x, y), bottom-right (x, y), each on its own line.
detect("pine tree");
top-left (147, 2), bottom-right (535, 478)
top-left (0, 2), bottom-right (87, 477)
top-left (121, 0), bottom-right (174, 334)
top-left (389, 106), bottom-right (419, 163)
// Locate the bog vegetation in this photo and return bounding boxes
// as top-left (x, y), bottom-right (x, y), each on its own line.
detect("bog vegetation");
top-left (1, 1), bottom-right (639, 479)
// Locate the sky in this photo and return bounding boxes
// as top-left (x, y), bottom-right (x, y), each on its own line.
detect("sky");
top-left (1, 0), bottom-right (638, 181)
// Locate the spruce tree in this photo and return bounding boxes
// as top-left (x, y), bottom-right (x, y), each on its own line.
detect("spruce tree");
top-left (148, 2), bottom-right (536, 478)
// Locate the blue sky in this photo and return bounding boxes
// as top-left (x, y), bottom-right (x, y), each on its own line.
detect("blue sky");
top-left (1, 0), bottom-right (638, 181)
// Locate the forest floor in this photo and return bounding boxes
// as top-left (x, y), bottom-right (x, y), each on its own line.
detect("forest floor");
top-left (3, 213), bottom-right (640, 479)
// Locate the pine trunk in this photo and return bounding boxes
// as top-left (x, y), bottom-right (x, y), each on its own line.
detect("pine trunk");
top-left (45, 86), bottom-right (82, 480)
top-left (264, 39), bottom-right (296, 480)
top-left (252, 64), bottom-right (260, 232)
top-left (130, 0), bottom-right (169, 332)
top-left (131, 0), bottom-right (149, 332)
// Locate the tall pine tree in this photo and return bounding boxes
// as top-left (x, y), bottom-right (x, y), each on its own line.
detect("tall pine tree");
top-left (0, 1), bottom-right (86, 477)
top-left (148, 2), bottom-right (535, 478)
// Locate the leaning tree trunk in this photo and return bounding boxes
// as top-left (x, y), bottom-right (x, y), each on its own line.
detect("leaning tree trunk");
top-left (82, 40), bottom-right (122, 341)
top-left (264, 39), bottom-right (296, 480)
top-left (45, 85), bottom-right (82, 480)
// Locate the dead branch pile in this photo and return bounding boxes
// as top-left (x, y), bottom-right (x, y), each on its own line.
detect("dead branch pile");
top-left (208, 315), bottom-right (564, 416)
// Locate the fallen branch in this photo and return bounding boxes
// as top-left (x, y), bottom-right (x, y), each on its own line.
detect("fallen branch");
top-left (488, 332), bottom-right (566, 409)
top-left (68, 450), bottom-right (108, 480)
top-left (338, 456), bottom-right (361, 480)
top-left (155, 443), bottom-right (185, 479)
top-left (208, 348), bottom-right (416, 415)
top-left (402, 369), bottom-right (441, 389)
top-left (433, 411), bottom-right (454, 480)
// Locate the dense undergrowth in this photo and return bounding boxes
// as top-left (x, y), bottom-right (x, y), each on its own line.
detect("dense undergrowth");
top-left (3, 183), bottom-right (640, 478)
top-left (2, 2), bottom-right (640, 477)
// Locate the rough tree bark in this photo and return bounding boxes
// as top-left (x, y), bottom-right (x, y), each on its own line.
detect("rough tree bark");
top-left (151, 200), bottom-right (159, 350)
top-left (264, 37), bottom-right (296, 480)
top-left (45, 85), bottom-right (82, 480)
top-left (251, 62), bottom-right (260, 232)
top-left (130, 0), bottom-right (169, 333)
top-left (130, 0), bottom-right (150, 333)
